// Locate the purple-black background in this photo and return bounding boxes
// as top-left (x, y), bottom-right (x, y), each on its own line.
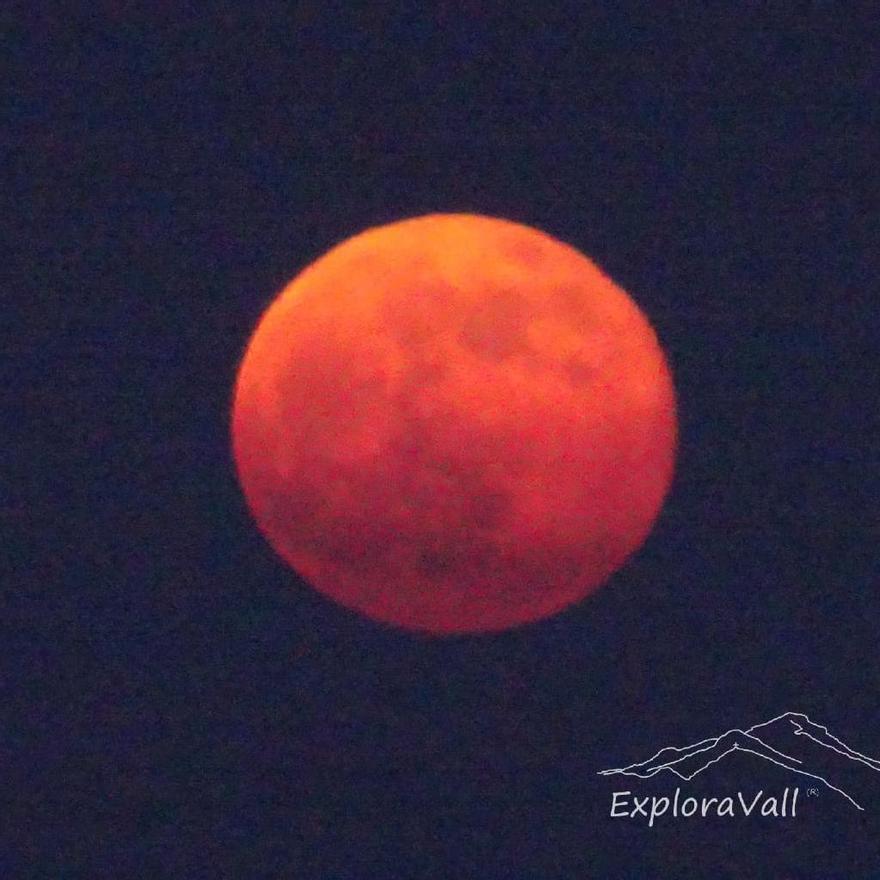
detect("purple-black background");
top-left (7, 4), bottom-right (879, 877)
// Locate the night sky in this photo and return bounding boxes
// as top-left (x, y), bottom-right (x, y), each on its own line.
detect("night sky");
top-left (8, 5), bottom-right (879, 877)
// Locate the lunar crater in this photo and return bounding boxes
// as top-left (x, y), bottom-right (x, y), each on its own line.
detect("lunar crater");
top-left (458, 288), bottom-right (531, 361)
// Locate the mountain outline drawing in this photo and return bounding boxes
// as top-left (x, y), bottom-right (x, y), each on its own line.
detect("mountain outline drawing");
top-left (599, 712), bottom-right (880, 810)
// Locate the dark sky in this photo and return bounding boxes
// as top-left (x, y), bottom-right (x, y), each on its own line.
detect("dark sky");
top-left (8, 4), bottom-right (879, 877)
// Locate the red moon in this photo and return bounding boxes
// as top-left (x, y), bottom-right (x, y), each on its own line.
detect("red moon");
top-left (231, 214), bottom-right (677, 634)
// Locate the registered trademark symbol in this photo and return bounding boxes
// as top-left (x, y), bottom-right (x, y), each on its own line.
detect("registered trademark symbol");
top-left (807, 788), bottom-right (819, 797)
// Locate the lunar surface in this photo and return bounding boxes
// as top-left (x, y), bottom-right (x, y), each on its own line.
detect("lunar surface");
top-left (231, 213), bottom-right (677, 634)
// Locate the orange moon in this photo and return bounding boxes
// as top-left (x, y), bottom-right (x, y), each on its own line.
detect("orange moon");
top-left (231, 214), bottom-right (677, 634)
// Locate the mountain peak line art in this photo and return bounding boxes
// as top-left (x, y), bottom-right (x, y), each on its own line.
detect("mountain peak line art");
top-left (598, 712), bottom-right (880, 811)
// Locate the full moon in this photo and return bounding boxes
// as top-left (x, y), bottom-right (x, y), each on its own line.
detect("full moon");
top-left (231, 214), bottom-right (677, 634)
